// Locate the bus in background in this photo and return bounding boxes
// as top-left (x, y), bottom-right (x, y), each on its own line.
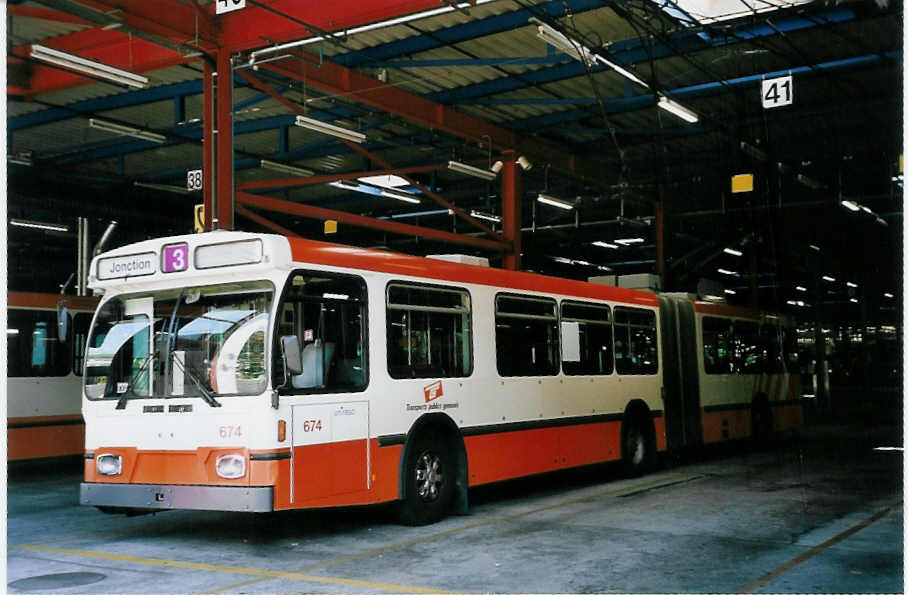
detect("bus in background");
top-left (77, 232), bottom-right (803, 524)
top-left (8, 292), bottom-right (98, 462)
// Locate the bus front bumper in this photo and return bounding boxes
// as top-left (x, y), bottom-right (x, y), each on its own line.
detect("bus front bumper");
top-left (80, 482), bottom-right (274, 512)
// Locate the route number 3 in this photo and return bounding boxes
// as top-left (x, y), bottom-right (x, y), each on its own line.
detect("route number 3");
top-left (215, 0), bottom-right (245, 14)
top-left (761, 75), bottom-right (793, 109)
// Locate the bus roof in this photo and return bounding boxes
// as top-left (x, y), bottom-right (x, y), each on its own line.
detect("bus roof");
top-left (286, 235), bottom-right (660, 307)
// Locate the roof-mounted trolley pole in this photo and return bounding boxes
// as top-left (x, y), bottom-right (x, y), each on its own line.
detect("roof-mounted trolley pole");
top-left (501, 152), bottom-right (521, 270)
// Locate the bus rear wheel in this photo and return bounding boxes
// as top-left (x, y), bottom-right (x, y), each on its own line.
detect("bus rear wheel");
top-left (622, 418), bottom-right (655, 477)
top-left (751, 398), bottom-right (773, 446)
top-left (396, 434), bottom-right (454, 526)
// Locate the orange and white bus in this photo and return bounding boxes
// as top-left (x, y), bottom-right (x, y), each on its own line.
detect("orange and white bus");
top-left (78, 231), bottom-right (802, 523)
top-left (8, 291), bottom-right (97, 461)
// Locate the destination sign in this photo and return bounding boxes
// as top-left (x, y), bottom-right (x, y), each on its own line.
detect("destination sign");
top-left (97, 252), bottom-right (157, 280)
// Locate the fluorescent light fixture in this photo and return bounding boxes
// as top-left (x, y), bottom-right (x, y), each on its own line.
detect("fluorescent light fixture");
top-left (615, 238), bottom-right (645, 245)
top-left (849, 298), bottom-right (859, 303)
top-left (322, 293), bottom-right (349, 300)
top-left (7, 329), bottom-right (19, 335)
top-left (840, 200), bottom-right (860, 211)
top-left (10, 219), bottom-right (69, 232)
top-left (30, 44), bottom-right (148, 88)
top-left (598, 265), bottom-right (612, 272)
top-left (8, 152), bottom-right (32, 166)
top-left (884, 292), bottom-right (894, 298)
top-left (490, 160), bottom-right (504, 173)
top-left (469, 210), bottom-right (501, 223)
top-left (380, 189), bottom-right (421, 204)
top-left (786, 300), bottom-right (808, 307)
top-left (846, 282), bottom-right (858, 288)
top-left (537, 193), bottom-right (574, 210)
top-left (796, 286), bottom-right (807, 292)
top-left (295, 114), bottom-right (365, 143)
top-left (739, 141), bottom-right (767, 162)
top-left (531, 19), bottom-right (648, 88)
top-left (358, 174), bottom-right (409, 190)
top-left (860, 205), bottom-right (873, 214)
top-left (260, 159), bottom-right (314, 177)
top-left (448, 161), bottom-right (498, 181)
top-left (657, 94), bottom-right (698, 123)
top-left (874, 446), bottom-right (903, 452)
top-left (717, 268), bottom-right (737, 276)
top-left (592, 241), bottom-right (619, 249)
top-left (809, 244), bottom-right (821, 252)
top-left (822, 275), bottom-right (836, 282)
top-left (723, 247), bottom-right (743, 256)
top-left (724, 289), bottom-right (736, 295)
top-left (89, 118), bottom-right (165, 143)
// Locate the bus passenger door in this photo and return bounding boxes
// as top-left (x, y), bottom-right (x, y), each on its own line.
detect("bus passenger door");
top-left (290, 402), bottom-right (370, 504)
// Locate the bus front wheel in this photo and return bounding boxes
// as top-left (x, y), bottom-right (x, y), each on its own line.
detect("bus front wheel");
top-left (396, 434), bottom-right (454, 525)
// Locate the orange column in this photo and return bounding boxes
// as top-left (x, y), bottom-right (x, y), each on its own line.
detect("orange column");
top-left (501, 153), bottom-right (521, 270)
top-left (202, 61), bottom-right (214, 231)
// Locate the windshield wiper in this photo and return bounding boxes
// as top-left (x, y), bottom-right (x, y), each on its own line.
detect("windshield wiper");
top-left (115, 356), bottom-right (153, 410)
top-left (172, 356), bottom-right (221, 408)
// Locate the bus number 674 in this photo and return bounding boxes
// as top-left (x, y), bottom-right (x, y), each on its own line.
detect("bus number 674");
top-left (302, 420), bottom-right (323, 432)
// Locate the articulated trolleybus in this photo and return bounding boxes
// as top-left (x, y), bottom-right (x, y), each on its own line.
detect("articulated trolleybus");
top-left (79, 231), bottom-right (802, 524)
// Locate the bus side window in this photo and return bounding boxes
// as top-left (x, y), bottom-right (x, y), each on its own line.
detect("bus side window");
top-left (614, 307), bottom-right (658, 375)
top-left (702, 316), bottom-right (733, 374)
top-left (274, 271), bottom-right (368, 393)
top-left (561, 301), bottom-right (613, 376)
top-left (495, 294), bottom-right (559, 377)
top-left (733, 321), bottom-right (762, 374)
top-left (7, 310), bottom-right (70, 378)
top-left (387, 283), bottom-right (472, 379)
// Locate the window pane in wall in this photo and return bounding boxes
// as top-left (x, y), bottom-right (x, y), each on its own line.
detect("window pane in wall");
top-left (496, 294), bottom-right (559, 377)
top-left (614, 307), bottom-right (658, 375)
top-left (561, 302), bottom-right (613, 376)
top-left (387, 284), bottom-right (472, 379)
top-left (7, 310), bottom-right (70, 377)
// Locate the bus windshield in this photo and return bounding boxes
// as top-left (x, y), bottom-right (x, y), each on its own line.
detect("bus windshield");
top-left (84, 281), bottom-right (273, 402)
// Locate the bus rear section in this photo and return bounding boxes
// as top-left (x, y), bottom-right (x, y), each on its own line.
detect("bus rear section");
top-left (659, 294), bottom-right (804, 451)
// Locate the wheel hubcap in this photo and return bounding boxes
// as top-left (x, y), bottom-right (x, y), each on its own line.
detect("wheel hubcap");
top-left (415, 451), bottom-right (444, 502)
top-left (628, 430), bottom-right (645, 465)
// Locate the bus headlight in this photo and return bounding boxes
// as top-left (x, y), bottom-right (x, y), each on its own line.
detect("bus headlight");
top-left (215, 454), bottom-right (246, 479)
top-left (96, 454), bottom-right (122, 476)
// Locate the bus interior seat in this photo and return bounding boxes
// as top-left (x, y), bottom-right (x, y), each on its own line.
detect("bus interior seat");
top-left (292, 341), bottom-right (335, 389)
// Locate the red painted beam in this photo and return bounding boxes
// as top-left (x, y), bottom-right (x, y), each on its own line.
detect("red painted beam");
top-left (500, 154), bottom-right (522, 270)
top-left (65, 0), bottom-right (219, 48)
top-left (261, 57), bottom-right (607, 184)
top-left (216, 50), bottom-right (234, 230)
top-left (238, 163), bottom-right (450, 192)
top-left (203, 61), bottom-right (215, 232)
top-left (237, 191), bottom-right (510, 253)
top-left (236, 204), bottom-right (300, 237)
top-left (7, 6), bottom-right (92, 26)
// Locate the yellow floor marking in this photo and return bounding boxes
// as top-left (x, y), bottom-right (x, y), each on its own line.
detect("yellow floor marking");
top-left (195, 472), bottom-right (704, 594)
top-left (16, 545), bottom-right (452, 594)
top-left (734, 502), bottom-right (900, 593)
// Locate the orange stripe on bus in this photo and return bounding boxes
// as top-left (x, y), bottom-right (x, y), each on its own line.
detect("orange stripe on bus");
top-left (8, 423), bottom-right (85, 460)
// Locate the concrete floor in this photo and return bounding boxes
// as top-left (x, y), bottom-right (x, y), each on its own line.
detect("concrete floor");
top-left (6, 422), bottom-right (903, 593)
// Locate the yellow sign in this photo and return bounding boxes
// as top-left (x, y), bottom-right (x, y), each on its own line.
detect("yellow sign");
top-left (731, 173), bottom-right (754, 194)
top-left (194, 204), bottom-right (205, 233)
top-left (324, 220), bottom-right (338, 234)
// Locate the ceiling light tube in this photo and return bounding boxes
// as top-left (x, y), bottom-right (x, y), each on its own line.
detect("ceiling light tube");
top-left (592, 241), bottom-right (619, 249)
top-left (537, 193), bottom-right (574, 210)
top-left (723, 247), bottom-right (743, 256)
top-left (846, 282), bottom-right (858, 288)
top-left (31, 44), bottom-right (148, 88)
top-left (89, 118), bottom-right (165, 143)
top-left (593, 55), bottom-right (649, 88)
top-left (448, 161), bottom-right (498, 181)
top-left (822, 275), bottom-right (836, 282)
top-left (380, 189), bottom-right (421, 204)
top-left (260, 159), bottom-right (314, 177)
top-left (657, 94), bottom-right (699, 123)
top-left (884, 292), bottom-right (894, 298)
top-left (469, 210), bottom-right (501, 223)
top-left (615, 238), bottom-right (645, 245)
top-left (796, 286), bottom-right (807, 292)
top-left (717, 268), bottom-right (737, 276)
top-left (724, 289), bottom-right (736, 295)
top-left (295, 115), bottom-right (366, 143)
top-left (10, 219), bottom-right (69, 232)
top-left (840, 200), bottom-right (860, 211)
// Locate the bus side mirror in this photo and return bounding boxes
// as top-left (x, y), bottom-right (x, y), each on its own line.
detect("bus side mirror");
top-left (281, 335), bottom-right (303, 376)
top-left (56, 302), bottom-right (70, 344)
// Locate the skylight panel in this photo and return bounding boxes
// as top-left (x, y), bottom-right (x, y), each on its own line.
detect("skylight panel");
top-left (652, 0), bottom-right (813, 26)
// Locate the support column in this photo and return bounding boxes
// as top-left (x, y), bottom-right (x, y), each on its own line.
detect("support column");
top-left (202, 61), bottom-right (214, 231)
top-left (656, 201), bottom-right (666, 289)
top-left (216, 50), bottom-right (234, 230)
top-left (501, 153), bottom-right (521, 270)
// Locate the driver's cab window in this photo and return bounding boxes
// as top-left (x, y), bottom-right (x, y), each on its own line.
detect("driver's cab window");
top-left (274, 271), bottom-right (367, 393)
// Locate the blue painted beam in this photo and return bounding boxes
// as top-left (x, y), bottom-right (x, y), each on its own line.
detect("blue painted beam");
top-left (379, 55), bottom-right (573, 68)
